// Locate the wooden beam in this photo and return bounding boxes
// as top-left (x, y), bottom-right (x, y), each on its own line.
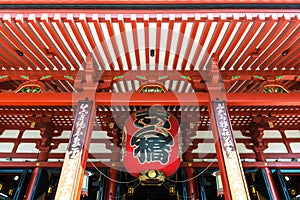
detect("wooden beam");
top-left (0, 92), bottom-right (299, 106)
top-left (1, 70), bottom-right (300, 81)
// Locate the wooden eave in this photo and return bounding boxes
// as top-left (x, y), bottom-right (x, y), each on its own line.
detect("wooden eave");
top-left (0, 8), bottom-right (299, 165)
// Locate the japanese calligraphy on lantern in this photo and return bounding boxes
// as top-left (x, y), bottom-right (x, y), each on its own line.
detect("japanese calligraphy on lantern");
top-left (212, 101), bottom-right (236, 158)
top-left (123, 107), bottom-right (180, 177)
top-left (67, 101), bottom-right (93, 159)
top-left (131, 108), bottom-right (174, 164)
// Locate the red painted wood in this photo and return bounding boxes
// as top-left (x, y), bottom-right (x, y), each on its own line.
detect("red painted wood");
top-left (144, 19), bottom-right (150, 69)
top-left (155, 18), bottom-right (162, 70)
top-left (224, 19), bottom-right (263, 70)
top-left (2, 0), bottom-right (300, 4)
top-left (92, 16), bottom-right (115, 70)
top-left (241, 19), bottom-right (289, 71)
top-left (230, 17), bottom-right (276, 71)
top-left (253, 21), bottom-right (300, 71)
top-left (0, 23), bottom-right (36, 69)
top-left (221, 20), bottom-right (250, 70)
top-left (40, 18), bottom-right (74, 70)
top-left (206, 20), bottom-right (225, 55)
top-left (190, 20), bottom-right (212, 70)
top-left (40, 17), bottom-right (78, 70)
top-left (5, 16), bottom-right (55, 71)
top-left (267, 27), bottom-right (300, 71)
top-left (24, 167), bottom-right (40, 200)
top-left (172, 19), bottom-right (187, 69)
top-left (185, 167), bottom-right (198, 200)
top-left (163, 19), bottom-right (174, 68)
top-left (0, 92), bottom-right (299, 106)
top-left (27, 17), bottom-right (65, 70)
top-left (131, 19), bottom-right (141, 67)
top-left (105, 168), bottom-right (118, 200)
top-left (181, 19), bottom-right (200, 70)
top-left (53, 16), bottom-right (84, 67)
top-left (264, 167), bottom-right (281, 200)
top-left (66, 16), bottom-right (90, 56)
top-left (105, 19), bottom-right (124, 70)
top-left (278, 39), bottom-right (300, 70)
top-left (118, 18), bottom-right (132, 70)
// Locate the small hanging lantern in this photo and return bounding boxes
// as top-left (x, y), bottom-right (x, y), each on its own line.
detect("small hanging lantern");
top-left (250, 185), bottom-right (257, 196)
top-left (212, 171), bottom-right (224, 197)
top-left (128, 186), bottom-right (134, 196)
top-left (8, 188), bottom-right (14, 196)
top-left (169, 185), bottom-right (176, 196)
top-left (81, 171), bottom-right (93, 197)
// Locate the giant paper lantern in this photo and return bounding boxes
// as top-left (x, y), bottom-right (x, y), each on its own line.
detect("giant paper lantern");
top-left (122, 107), bottom-right (180, 178)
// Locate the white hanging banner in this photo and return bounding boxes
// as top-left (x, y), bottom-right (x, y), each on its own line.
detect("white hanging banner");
top-left (212, 100), bottom-right (250, 200)
top-left (55, 100), bottom-right (93, 200)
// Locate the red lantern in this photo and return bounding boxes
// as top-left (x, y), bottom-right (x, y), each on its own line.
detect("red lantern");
top-left (122, 107), bottom-right (180, 178)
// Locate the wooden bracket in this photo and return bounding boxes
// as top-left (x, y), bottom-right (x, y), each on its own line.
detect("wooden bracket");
top-left (82, 53), bottom-right (98, 91)
top-left (206, 55), bottom-right (225, 100)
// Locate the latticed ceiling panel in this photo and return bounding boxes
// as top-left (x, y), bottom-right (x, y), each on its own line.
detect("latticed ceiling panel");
top-left (0, 105), bottom-right (299, 162)
top-left (0, 105), bottom-right (298, 130)
top-left (52, 115), bottom-right (74, 127)
top-left (230, 115), bottom-right (252, 127)
top-left (197, 115), bottom-right (211, 129)
top-left (1, 128), bottom-right (299, 162)
top-left (228, 105), bottom-right (300, 113)
top-left (0, 115), bottom-right (30, 127)
top-left (274, 115), bottom-right (300, 127)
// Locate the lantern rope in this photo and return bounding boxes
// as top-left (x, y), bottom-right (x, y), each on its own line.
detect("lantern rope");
top-left (165, 156), bottom-right (217, 183)
top-left (90, 161), bottom-right (139, 184)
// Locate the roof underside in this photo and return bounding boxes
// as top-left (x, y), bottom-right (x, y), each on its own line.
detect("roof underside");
top-left (0, 10), bottom-right (299, 93)
top-left (0, 8), bottom-right (299, 164)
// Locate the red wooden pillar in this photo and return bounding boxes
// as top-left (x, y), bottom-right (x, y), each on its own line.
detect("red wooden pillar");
top-left (185, 167), bottom-right (197, 200)
top-left (24, 125), bottom-right (53, 199)
top-left (207, 57), bottom-right (250, 200)
top-left (182, 127), bottom-right (198, 200)
top-left (105, 128), bottom-right (121, 200)
top-left (23, 167), bottom-right (40, 200)
top-left (105, 168), bottom-right (118, 200)
top-left (263, 167), bottom-right (280, 199)
top-left (254, 143), bottom-right (280, 200)
top-left (37, 126), bottom-right (53, 162)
